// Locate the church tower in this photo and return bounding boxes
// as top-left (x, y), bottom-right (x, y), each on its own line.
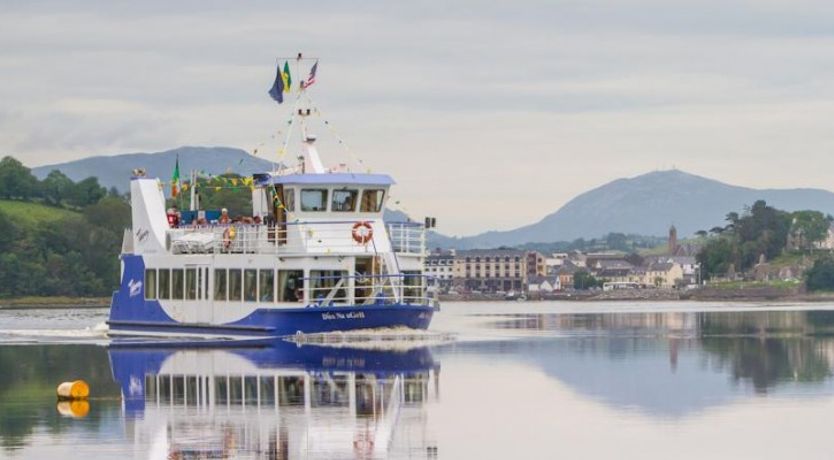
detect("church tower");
top-left (668, 225), bottom-right (678, 255)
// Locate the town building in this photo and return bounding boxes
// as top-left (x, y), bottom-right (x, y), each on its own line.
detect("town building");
top-left (643, 262), bottom-right (685, 288)
top-left (425, 249), bottom-right (455, 291)
top-left (526, 251), bottom-right (547, 279)
top-left (452, 249), bottom-right (527, 293)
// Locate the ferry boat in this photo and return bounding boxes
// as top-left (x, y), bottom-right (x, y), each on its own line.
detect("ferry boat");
top-left (108, 60), bottom-right (437, 338)
top-left (108, 341), bottom-right (440, 458)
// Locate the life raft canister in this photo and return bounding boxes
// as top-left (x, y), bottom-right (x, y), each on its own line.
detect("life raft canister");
top-left (351, 221), bottom-right (373, 244)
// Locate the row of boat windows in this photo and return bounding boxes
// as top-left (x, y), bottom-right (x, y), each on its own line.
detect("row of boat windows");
top-left (143, 268), bottom-right (348, 303)
top-left (144, 373), bottom-right (430, 409)
top-left (285, 188), bottom-right (385, 213)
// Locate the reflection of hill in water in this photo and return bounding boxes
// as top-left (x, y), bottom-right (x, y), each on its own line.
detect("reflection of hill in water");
top-left (452, 310), bottom-right (834, 418)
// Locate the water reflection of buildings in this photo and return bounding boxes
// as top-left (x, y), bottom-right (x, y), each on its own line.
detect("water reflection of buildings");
top-left (109, 342), bottom-right (440, 459)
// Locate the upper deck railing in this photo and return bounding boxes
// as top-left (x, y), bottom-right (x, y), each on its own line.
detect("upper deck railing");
top-left (163, 220), bottom-right (425, 256)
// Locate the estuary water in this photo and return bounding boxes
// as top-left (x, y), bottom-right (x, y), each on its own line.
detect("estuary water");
top-left (3, 301), bottom-right (834, 459)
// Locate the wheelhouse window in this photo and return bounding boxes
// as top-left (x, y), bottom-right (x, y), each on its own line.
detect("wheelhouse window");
top-left (144, 269), bottom-right (157, 300)
top-left (172, 269), bottom-right (184, 300)
top-left (186, 268), bottom-right (197, 300)
top-left (278, 270), bottom-right (304, 302)
top-left (214, 269), bottom-right (227, 301)
top-left (300, 189), bottom-right (328, 212)
top-left (158, 269), bottom-right (170, 300)
top-left (360, 189), bottom-right (385, 212)
top-left (229, 269), bottom-right (242, 302)
top-left (259, 269), bottom-right (274, 303)
top-left (244, 269), bottom-right (257, 302)
top-left (332, 189), bottom-right (358, 212)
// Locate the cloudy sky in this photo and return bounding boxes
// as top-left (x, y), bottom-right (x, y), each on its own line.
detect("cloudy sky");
top-left (3, 0), bottom-right (834, 235)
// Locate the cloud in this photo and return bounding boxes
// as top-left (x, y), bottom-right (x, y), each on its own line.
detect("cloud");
top-left (3, 1), bottom-right (834, 234)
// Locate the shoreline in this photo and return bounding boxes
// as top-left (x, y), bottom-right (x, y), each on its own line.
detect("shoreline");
top-left (2, 290), bottom-right (834, 309)
top-left (0, 296), bottom-right (110, 309)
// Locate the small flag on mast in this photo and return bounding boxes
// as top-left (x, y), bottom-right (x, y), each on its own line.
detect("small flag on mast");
top-left (301, 61), bottom-right (318, 89)
top-left (268, 65), bottom-right (285, 103)
top-left (282, 61), bottom-right (292, 93)
top-left (171, 155), bottom-right (181, 197)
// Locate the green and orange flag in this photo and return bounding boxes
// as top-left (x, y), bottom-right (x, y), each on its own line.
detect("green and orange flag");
top-left (171, 156), bottom-right (181, 197)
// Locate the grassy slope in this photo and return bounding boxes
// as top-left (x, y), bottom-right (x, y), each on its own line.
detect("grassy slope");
top-left (0, 199), bottom-right (79, 228)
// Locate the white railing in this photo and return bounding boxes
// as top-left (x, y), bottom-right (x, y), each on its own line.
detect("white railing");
top-left (386, 222), bottom-right (426, 255)
top-left (164, 221), bottom-right (425, 256)
top-left (304, 273), bottom-right (431, 306)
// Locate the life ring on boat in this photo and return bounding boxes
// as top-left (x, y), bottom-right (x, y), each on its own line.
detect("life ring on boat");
top-left (353, 438), bottom-right (374, 455)
top-left (351, 221), bottom-right (373, 244)
top-left (223, 226), bottom-right (237, 249)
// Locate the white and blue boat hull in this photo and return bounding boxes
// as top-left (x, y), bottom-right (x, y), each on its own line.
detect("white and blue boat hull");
top-left (108, 255), bottom-right (435, 338)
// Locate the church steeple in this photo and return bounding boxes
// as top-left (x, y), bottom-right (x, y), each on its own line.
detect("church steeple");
top-left (668, 224), bottom-right (678, 255)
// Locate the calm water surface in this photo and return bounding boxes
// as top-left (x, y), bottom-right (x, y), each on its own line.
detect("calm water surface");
top-left (3, 302), bottom-right (834, 459)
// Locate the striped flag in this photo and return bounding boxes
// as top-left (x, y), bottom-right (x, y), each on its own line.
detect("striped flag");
top-left (301, 61), bottom-right (318, 89)
top-left (281, 61), bottom-right (292, 93)
top-left (171, 155), bottom-right (181, 197)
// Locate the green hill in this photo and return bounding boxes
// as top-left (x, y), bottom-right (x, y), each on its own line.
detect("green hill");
top-left (0, 200), bottom-right (80, 228)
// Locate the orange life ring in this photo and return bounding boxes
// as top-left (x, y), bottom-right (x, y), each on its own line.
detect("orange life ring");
top-left (351, 221), bottom-right (373, 244)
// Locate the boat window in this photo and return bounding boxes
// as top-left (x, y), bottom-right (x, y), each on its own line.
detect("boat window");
top-left (283, 188), bottom-right (295, 212)
top-left (310, 270), bottom-right (349, 304)
top-left (402, 271), bottom-right (423, 304)
top-left (229, 269), bottom-right (242, 302)
top-left (360, 189), bottom-right (385, 212)
top-left (278, 376), bottom-right (305, 406)
top-left (244, 269), bottom-right (257, 302)
top-left (186, 268), bottom-right (197, 300)
top-left (278, 270), bottom-right (304, 302)
top-left (215, 377), bottom-right (228, 405)
top-left (259, 376), bottom-right (276, 406)
top-left (300, 189), bottom-right (328, 212)
top-left (259, 269), bottom-right (275, 303)
top-left (332, 189), bottom-right (358, 212)
top-left (214, 269), bottom-right (227, 301)
top-left (144, 269), bottom-right (157, 300)
top-left (158, 269), bottom-right (170, 300)
top-left (172, 269), bottom-right (184, 300)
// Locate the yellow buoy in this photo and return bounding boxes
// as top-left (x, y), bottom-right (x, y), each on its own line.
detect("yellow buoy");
top-left (56, 380), bottom-right (90, 400)
top-left (56, 400), bottom-right (90, 418)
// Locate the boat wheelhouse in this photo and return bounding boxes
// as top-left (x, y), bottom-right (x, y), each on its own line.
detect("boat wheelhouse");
top-left (108, 64), bottom-right (437, 338)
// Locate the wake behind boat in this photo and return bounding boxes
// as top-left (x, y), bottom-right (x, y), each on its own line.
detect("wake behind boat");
top-left (107, 57), bottom-right (438, 339)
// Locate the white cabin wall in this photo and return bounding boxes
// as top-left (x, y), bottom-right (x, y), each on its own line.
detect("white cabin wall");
top-left (130, 178), bottom-right (169, 254)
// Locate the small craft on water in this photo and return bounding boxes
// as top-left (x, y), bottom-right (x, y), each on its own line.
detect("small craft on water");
top-left (107, 56), bottom-right (438, 338)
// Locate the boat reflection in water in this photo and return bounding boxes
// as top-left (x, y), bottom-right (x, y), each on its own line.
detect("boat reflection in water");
top-left (108, 340), bottom-right (440, 459)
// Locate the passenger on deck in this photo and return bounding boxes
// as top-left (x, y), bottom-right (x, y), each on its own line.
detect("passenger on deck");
top-left (219, 208), bottom-right (230, 224)
top-left (253, 216), bottom-right (262, 225)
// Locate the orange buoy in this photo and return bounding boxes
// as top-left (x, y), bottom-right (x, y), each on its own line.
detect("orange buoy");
top-left (56, 380), bottom-right (90, 401)
top-left (56, 400), bottom-right (90, 418)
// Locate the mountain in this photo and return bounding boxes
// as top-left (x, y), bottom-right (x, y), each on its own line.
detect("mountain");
top-left (29, 149), bottom-right (834, 249)
top-left (31, 146), bottom-right (277, 192)
top-left (444, 170), bottom-right (834, 249)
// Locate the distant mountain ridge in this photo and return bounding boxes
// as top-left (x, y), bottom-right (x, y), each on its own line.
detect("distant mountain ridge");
top-left (29, 150), bottom-right (834, 249)
top-left (31, 146), bottom-right (276, 192)
top-left (440, 169), bottom-right (834, 248)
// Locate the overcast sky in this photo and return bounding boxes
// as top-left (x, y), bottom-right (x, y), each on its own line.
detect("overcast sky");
top-left (3, 1), bottom-right (834, 235)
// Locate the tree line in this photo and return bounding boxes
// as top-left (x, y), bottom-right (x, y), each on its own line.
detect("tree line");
top-left (0, 156), bottom-right (129, 298)
top-left (696, 200), bottom-right (834, 291)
